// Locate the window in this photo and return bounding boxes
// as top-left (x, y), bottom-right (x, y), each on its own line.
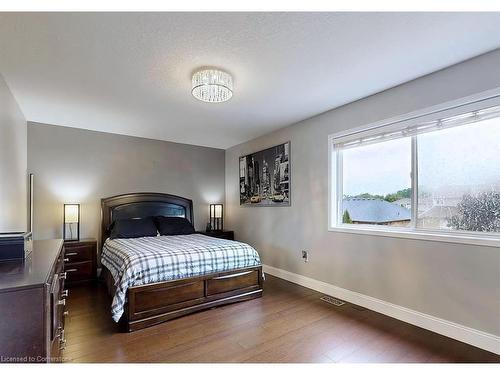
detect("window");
top-left (330, 98), bottom-right (500, 244)
top-left (417, 118), bottom-right (500, 232)
top-left (342, 138), bottom-right (412, 227)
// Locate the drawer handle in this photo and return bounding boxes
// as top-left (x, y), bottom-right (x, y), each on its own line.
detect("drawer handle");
top-left (57, 298), bottom-right (66, 306)
top-left (66, 268), bottom-right (78, 272)
top-left (213, 271), bottom-right (253, 280)
top-left (56, 326), bottom-right (64, 336)
top-left (64, 258), bottom-right (70, 262)
top-left (59, 272), bottom-right (67, 280)
top-left (66, 252), bottom-right (78, 256)
top-left (63, 310), bottom-right (69, 317)
top-left (61, 290), bottom-right (69, 298)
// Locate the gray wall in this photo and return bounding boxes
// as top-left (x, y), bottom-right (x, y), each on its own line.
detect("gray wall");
top-left (0, 73), bottom-right (27, 232)
top-left (226, 49), bottom-right (500, 336)
top-left (28, 123), bottom-right (225, 241)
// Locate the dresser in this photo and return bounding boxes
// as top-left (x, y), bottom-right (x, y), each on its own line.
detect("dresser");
top-left (0, 239), bottom-right (67, 363)
top-left (63, 239), bottom-right (97, 286)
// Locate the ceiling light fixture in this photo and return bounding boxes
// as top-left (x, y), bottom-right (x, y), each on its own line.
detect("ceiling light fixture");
top-left (192, 68), bottom-right (233, 103)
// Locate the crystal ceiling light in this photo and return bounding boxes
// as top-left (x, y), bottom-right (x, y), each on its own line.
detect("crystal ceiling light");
top-left (191, 68), bottom-right (233, 103)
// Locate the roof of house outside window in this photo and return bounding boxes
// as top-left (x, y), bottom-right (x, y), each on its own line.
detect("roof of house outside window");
top-left (342, 198), bottom-right (411, 223)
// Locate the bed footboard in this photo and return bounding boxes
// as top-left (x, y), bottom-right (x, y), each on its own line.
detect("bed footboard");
top-left (124, 265), bottom-right (263, 331)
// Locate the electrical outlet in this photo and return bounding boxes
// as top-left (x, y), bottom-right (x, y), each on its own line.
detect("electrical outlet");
top-left (301, 250), bottom-right (309, 262)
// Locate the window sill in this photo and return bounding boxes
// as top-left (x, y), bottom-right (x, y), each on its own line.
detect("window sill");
top-left (328, 225), bottom-right (500, 248)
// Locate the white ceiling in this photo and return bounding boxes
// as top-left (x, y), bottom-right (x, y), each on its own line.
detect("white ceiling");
top-left (1, 12), bottom-right (500, 149)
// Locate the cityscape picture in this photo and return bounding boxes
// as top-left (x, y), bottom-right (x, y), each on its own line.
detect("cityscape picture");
top-left (239, 142), bottom-right (290, 206)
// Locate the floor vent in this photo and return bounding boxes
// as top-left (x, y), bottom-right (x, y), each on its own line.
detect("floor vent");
top-left (320, 295), bottom-right (346, 306)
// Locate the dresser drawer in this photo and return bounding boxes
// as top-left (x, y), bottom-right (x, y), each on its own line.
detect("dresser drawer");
top-left (65, 261), bottom-right (93, 282)
top-left (64, 244), bottom-right (93, 263)
top-left (63, 240), bottom-right (97, 286)
top-left (49, 273), bottom-right (65, 341)
top-left (206, 269), bottom-right (259, 296)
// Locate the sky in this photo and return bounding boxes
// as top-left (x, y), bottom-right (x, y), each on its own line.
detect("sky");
top-left (343, 137), bottom-right (411, 196)
top-left (342, 117), bottom-right (500, 196)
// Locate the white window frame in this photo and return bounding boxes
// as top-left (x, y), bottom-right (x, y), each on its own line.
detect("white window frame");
top-left (328, 94), bottom-right (500, 248)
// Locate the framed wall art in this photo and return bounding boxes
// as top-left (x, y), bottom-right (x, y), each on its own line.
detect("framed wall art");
top-left (239, 142), bottom-right (290, 207)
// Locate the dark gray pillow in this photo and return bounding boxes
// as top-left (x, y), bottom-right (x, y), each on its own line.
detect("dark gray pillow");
top-left (155, 216), bottom-right (195, 236)
top-left (109, 217), bottom-right (158, 239)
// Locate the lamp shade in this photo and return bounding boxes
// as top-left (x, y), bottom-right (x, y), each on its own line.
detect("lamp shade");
top-left (209, 204), bottom-right (223, 231)
top-left (64, 204), bottom-right (80, 223)
top-left (214, 204), bottom-right (222, 218)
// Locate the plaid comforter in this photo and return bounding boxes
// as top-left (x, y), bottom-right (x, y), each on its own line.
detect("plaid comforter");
top-left (101, 234), bottom-right (261, 321)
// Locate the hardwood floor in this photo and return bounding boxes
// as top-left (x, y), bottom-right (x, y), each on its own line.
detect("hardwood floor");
top-left (63, 275), bottom-right (499, 363)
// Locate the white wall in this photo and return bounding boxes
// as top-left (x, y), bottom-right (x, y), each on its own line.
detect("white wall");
top-left (225, 49), bottom-right (500, 338)
top-left (0, 73), bottom-right (27, 232)
top-left (28, 123), bottom-right (225, 241)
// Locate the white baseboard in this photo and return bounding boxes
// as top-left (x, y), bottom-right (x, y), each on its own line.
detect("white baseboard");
top-left (263, 264), bottom-right (500, 355)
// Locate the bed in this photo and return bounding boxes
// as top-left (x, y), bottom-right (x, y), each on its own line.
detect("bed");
top-left (100, 192), bottom-right (263, 332)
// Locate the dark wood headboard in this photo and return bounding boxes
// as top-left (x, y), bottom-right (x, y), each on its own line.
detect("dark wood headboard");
top-left (100, 192), bottom-right (194, 247)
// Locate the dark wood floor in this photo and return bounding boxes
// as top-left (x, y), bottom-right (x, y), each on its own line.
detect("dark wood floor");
top-left (63, 275), bottom-right (499, 363)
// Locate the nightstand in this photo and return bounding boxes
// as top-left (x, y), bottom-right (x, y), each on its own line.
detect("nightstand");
top-left (63, 238), bottom-right (97, 286)
top-left (199, 230), bottom-right (235, 241)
